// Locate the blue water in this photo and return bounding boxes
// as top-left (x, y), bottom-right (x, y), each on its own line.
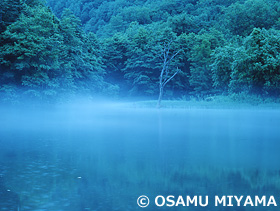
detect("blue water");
top-left (0, 105), bottom-right (280, 210)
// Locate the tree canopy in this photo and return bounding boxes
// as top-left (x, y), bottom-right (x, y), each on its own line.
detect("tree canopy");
top-left (1, 0), bottom-right (280, 102)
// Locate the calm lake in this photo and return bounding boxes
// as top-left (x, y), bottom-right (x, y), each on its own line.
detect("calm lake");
top-left (0, 104), bottom-right (280, 210)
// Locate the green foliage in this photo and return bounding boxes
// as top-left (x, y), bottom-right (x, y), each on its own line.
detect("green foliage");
top-left (211, 44), bottom-right (236, 92)
top-left (0, 0), bottom-right (23, 33)
top-left (1, 0), bottom-right (280, 102)
top-left (167, 13), bottom-right (201, 36)
top-left (0, 4), bottom-right (62, 99)
top-left (124, 26), bottom-right (159, 95)
top-left (230, 28), bottom-right (280, 96)
top-left (223, 0), bottom-right (279, 36)
top-left (211, 28), bottom-right (280, 97)
top-left (0, 1), bottom-right (109, 101)
top-left (188, 29), bottom-right (225, 96)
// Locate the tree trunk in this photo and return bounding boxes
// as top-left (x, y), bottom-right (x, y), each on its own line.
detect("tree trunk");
top-left (156, 40), bottom-right (182, 108)
top-left (157, 86), bottom-right (163, 108)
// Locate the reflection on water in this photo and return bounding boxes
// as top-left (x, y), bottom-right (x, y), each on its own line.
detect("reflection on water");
top-left (0, 105), bottom-right (280, 210)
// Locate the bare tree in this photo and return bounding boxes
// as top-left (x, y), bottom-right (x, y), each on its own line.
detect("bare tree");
top-left (157, 40), bottom-right (182, 108)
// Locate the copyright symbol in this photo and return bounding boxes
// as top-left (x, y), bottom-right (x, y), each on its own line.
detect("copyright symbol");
top-left (137, 195), bottom-right (150, 208)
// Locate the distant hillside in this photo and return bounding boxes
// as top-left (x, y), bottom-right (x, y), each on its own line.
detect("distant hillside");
top-left (46, 0), bottom-right (260, 37)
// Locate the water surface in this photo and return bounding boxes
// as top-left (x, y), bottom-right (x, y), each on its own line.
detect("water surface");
top-left (0, 105), bottom-right (280, 210)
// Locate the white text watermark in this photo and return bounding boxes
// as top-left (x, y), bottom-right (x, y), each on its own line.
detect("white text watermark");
top-left (137, 195), bottom-right (278, 208)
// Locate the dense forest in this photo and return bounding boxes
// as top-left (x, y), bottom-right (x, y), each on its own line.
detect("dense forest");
top-left (1, 0), bottom-right (280, 103)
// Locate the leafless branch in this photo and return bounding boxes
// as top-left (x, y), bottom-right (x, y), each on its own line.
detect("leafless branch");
top-left (163, 67), bottom-right (180, 87)
top-left (157, 39), bottom-right (183, 108)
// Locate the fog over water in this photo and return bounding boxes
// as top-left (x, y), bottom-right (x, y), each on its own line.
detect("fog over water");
top-left (0, 102), bottom-right (280, 210)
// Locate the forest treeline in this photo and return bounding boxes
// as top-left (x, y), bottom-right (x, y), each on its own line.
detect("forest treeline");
top-left (1, 0), bottom-right (280, 102)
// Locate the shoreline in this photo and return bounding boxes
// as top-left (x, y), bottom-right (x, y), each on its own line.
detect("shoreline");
top-left (122, 99), bottom-right (280, 110)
